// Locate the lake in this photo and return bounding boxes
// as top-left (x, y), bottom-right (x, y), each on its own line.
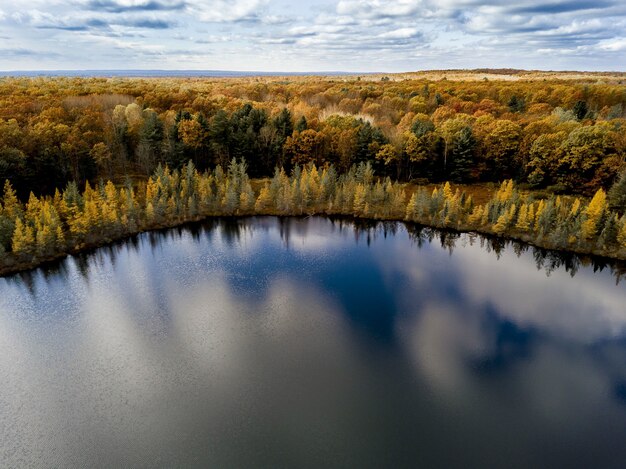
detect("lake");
top-left (1, 217), bottom-right (626, 468)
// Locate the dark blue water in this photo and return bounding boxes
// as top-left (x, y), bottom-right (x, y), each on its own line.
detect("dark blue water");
top-left (1, 217), bottom-right (626, 468)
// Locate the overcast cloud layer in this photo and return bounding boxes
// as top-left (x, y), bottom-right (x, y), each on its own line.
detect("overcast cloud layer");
top-left (0, 0), bottom-right (625, 71)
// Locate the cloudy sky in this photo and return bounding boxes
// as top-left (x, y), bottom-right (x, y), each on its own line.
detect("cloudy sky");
top-left (0, 0), bottom-right (625, 72)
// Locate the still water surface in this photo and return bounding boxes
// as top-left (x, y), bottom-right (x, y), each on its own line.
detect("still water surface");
top-left (1, 217), bottom-right (626, 468)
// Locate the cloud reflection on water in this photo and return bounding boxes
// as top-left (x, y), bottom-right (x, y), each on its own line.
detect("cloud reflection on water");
top-left (1, 217), bottom-right (626, 467)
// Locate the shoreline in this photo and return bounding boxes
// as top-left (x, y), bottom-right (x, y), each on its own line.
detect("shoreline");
top-left (2, 213), bottom-right (624, 279)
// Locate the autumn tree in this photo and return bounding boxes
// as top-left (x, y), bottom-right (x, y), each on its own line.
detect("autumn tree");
top-left (608, 170), bottom-right (626, 212)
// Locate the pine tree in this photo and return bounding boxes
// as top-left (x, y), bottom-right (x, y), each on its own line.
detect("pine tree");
top-left (534, 200), bottom-right (545, 232)
top-left (450, 126), bottom-right (475, 182)
top-left (536, 199), bottom-right (556, 235)
top-left (481, 204), bottom-right (490, 225)
top-left (570, 198), bottom-right (581, 217)
top-left (516, 203), bottom-right (530, 231)
top-left (493, 213), bottom-right (508, 235)
top-left (24, 192), bottom-right (42, 229)
top-left (146, 202), bottom-right (155, 223)
top-left (12, 217), bottom-right (34, 255)
top-left (618, 216), bottom-right (626, 247)
top-left (295, 116), bottom-right (308, 132)
top-left (222, 181), bottom-right (239, 214)
top-left (320, 166), bottom-right (337, 203)
top-left (527, 203), bottom-right (535, 231)
top-left (55, 226), bottom-right (65, 249)
top-left (406, 192), bottom-right (419, 220)
top-left (36, 224), bottom-right (54, 256)
top-left (239, 181), bottom-right (255, 211)
top-left (391, 189), bottom-right (405, 218)
top-left (255, 185), bottom-right (273, 212)
top-left (581, 188), bottom-right (607, 239)
top-left (353, 184), bottom-right (367, 214)
top-left (307, 165), bottom-right (321, 205)
top-left (493, 204), bottom-right (516, 235)
top-left (599, 214), bottom-right (619, 248)
top-left (573, 100), bottom-right (588, 120)
top-left (504, 180), bottom-right (515, 202)
top-left (2, 180), bottom-right (22, 221)
top-left (608, 171), bottom-right (626, 212)
top-left (468, 205), bottom-right (484, 225)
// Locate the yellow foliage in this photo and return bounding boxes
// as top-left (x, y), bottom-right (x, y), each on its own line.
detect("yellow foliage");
top-left (516, 203), bottom-right (530, 231)
top-left (481, 204), bottom-right (490, 225)
top-left (166, 196), bottom-right (177, 218)
top-left (146, 202), bottom-right (155, 222)
top-left (527, 204), bottom-right (535, 230)
top-left (146, 177), bottom-right (159, 203)
top-left (353, 184), bottom-right (367, 213)
top-left (496, 180), bottom-right (514, 203)
top-left (405, 193), bottom-right (418, 220)
top-left (534, 200), bottom-right (545, 228)
top-left (581, 188), bottom-right (607, 239)
top-left (570, 198), bottom-right (581, 217)
top-left (2, 180), bottom-right (22, 220)
top-left (493, 213), bottom-right (508, 235)
top-left (509, 204), bottom-right (516, 219)
top-left (36, 224), bottom-right (54, 254)
top-left (55, 226), bottom-right (65, 245)
top-left (25, 192), bottom-right (42, 225)
top-left (468, 205), bottom-right (484, 225)
top-left (12, 218), bottom-right (34, 254)
top-left (255, 185), bottom-right (273, 212)
top-left (240, 191), bottom-right (254, 211)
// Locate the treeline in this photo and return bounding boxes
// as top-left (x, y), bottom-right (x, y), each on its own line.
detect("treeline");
top-left (406, 179), bottom-right (626, 256)
top-left (1, 161), bottom-right (625, 276)
top-left (1, 76), bottom-right (625, 199)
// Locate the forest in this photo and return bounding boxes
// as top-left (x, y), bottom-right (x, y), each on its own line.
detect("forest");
top-left (1, 72), bottom-right (626, 273)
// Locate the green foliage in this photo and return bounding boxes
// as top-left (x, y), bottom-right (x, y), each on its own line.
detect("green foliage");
top-left (608, 171), bottom-right (626, 212)
top-left (449, 126), bottom-right (475, 182)
top-left (508, 95), bottom-right (525, 113)
top-left (573, 100), bottom-right (588, 120)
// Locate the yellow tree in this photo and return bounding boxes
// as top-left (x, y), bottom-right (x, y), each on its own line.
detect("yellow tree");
top-left (12, 217), bottom-right (35, 254)
top-left (24, 192), bottom-right (42, 228)
top-left (2, 180), bottom-right (22, 221)
top-left (255, 184), bottom-right (273, 212)
top-left (353, 184), bottom-right (368, 215)
top-left (493, 204), bottom-right (516, 235)
top-left (515, 204), bottom-right (530, 231)
top-left (102, 181), bottom-right (120, 233)
top-left (581, 188), bottom-right (607, 239)
top-left (468, 205), bottom-right (485, 225)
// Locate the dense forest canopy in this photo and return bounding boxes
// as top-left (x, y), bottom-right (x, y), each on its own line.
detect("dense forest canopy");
top-left (1, 73), bottom-right (625, 200)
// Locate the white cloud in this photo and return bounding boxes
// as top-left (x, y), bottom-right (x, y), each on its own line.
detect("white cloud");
top-left (187, 0), bottom-right (269, 22)
top-left (599, 38), bottom-right (626, 51)
top-left (336, 0), bottom-right (422, 18)
top-left (0, 0), bottom-right (625, 71)
top-left (378, 27), bottom-right (421, 39)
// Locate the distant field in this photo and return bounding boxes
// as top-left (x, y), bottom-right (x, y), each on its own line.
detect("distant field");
top-left (1, 69), bottom-right (625, 84)
top-left (359, 70), bottom-right (626, 83)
